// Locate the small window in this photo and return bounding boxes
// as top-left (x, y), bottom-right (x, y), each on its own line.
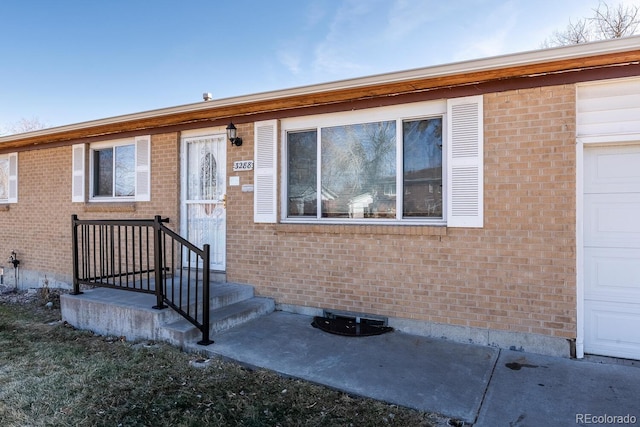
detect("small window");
top-left (76, 136), bottom-right (150, 202)
top-left (92, 144), bottom-right (135, 198)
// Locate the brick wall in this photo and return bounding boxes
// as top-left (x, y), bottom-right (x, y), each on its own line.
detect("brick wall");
top-left (0, 133), bottom-right (180, 286)
top-left (0, 85), bottom-right (577, 341)
top-left (226, 85), bottom-right (577, 340)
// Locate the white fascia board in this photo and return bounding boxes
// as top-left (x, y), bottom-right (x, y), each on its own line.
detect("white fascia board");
top-left (2, 36), bottom-right (639, 144)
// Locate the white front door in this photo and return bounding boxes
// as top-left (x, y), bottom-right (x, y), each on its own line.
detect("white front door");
top-left (182, 134), bottom-right (226, 270)
top-left (584, 144), bottom-right (640, 359)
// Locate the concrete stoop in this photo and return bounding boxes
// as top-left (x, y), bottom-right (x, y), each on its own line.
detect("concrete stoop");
top-left (60, 282), bottom-right (275, 348)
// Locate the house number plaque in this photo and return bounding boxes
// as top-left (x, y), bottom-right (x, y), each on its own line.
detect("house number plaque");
top-left (233, 160), bottom-right (254, 171)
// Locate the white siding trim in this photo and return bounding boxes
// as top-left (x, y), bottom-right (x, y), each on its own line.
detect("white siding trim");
top-left (254, 120), bottom-right (278, 223)
top-left (446, 95), bottom-right (484, 228)
top-left (577, 77), bottom-right (640, 144)
top-left (71, 144), bottom-right (85, 203)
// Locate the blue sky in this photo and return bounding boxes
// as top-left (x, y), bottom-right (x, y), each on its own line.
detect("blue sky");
top-left (1, 0), bottom-right (637, 130)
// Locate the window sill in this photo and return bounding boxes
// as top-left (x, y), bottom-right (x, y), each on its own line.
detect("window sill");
top-left (83, 202), bottom-right (136, 213)
top-left (274, 222), bottom-right (447, 237)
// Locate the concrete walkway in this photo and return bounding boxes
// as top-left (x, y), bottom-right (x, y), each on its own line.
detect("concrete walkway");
top-left (190, 311), bottom-right (640, 426)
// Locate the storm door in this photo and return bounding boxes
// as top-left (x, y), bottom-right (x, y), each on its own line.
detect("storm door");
top-left (182, 134), bottom-right (226, 270)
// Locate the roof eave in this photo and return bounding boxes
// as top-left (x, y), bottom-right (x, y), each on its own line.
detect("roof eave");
top-left (2, 36), bottom-right (640, 149)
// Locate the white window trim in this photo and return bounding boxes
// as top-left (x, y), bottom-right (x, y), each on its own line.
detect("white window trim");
top-left (280, 100), bottom-right (448, 226)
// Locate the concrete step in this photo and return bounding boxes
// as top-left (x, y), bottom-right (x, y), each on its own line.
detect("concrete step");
top-left (160, 297), bottom-right (275, 348)
top-left (208, 297), bottom-right (275, 334)
top-left (159, 281), bottom-right (254, 319)
top-left (60, 281), bottom-right (268, 347)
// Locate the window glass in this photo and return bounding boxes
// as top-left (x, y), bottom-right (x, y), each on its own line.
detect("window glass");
top-left (93, 144), bottom-right (135, 198)
top-left (287, 130), bottom-right (317, 217)
top-left (93, 148), bottom-right (114, 197)
top-left (285, 115), bottom-right (443, 221)
top-left (0, 158), bottom-right (7, 200)
top-left (115, 145), bottom-right (135, 197)
top-left (403, 118), bottom-right (443, 218)
top-left (321, 121), bottom-right (396, 218)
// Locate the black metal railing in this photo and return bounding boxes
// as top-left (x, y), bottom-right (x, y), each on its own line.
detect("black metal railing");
top-left (71, 215), bottom-right (213, 345)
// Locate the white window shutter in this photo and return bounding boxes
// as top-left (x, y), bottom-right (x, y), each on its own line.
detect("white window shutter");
top-left (254, 120), bottom-right (278, 223)
top-left (446, 95), bottom-right (483, 228)
top-left (71, 144), bottom-right (85, 202)
top-left (7, 153), bottom-right (18, 203)
top-left (135, 135), bottom-right (151, 201)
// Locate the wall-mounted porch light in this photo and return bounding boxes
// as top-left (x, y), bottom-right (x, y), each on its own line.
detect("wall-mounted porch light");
top-left (226, 122), bottom-right (243, 146)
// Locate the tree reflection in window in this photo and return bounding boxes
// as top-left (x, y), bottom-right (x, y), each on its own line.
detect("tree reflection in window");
top-left (286, 116), bottom-right (443, 220)
top-left (287, 130), bottom-right (317, 216)
top-left (403, 118), bottom-right (442, 217)
top-left (115, 145), bottom-right (135, 197)
top-left (93, 145), bottom-right (134, 198)
top-left (321, 121), bottom-right (396, 218)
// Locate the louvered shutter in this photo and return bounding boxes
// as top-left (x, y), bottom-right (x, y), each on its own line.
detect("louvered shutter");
top-left (71, 144), bottom-right (85, 202)
top-left (7, 153), bottom-right (18, 203)
top-left (135, 135), bottom-right (151, 201)
top-left (254, 120), bottom-right (278, 223)
top-left (446, 95), bottom-right (483, 228)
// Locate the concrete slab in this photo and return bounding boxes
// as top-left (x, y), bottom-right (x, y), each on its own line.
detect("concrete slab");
top-left (476, 350), bottom-right (640, 426)
top-left (195, 311), bottom-right (498, 424)
top-left (62, 294), bottom-right (640, 424)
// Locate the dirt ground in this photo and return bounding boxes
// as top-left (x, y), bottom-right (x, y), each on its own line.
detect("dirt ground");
top-left (0, 284), bottom-right (66, 306)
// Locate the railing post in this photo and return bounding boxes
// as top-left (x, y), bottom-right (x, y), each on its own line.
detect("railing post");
top-left (197, 244), bottom-right (213, 345)
top-left (152, 215), bottom-right (167, 309)
top-left (71, 215), bottom-right (83, 295)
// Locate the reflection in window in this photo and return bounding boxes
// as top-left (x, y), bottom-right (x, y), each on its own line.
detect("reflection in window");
top-left (115, 145), bottom-right (135, 197)
top-left (403, 118), bottom-right (442, 217)
top-left (93, 144), bottom-right (135, 198)
top-left (287, 130), bottom-right (317, 216)
top-left (286, 116), bottom-right (443, 220)
top-left (322, 121), bottom-right (396, 218)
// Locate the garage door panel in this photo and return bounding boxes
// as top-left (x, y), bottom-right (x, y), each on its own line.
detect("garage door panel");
top-left (584, 194), bottom-right (640, 247)
top-left (583, 143), bottom-right (640, 359)
top-left (584, 144), bottom-right (640, 193)
top-left (584, 301), bottom-right (640, 359)
top-left (585, 248), bottom-right (640, 300)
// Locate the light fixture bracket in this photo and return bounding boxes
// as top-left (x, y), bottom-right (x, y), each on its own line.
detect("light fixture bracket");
top-left (226, 122), bottom-right (243, 146)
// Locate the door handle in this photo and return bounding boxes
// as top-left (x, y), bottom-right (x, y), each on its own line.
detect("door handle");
top-left (222, 194), bottom-right (227, 209)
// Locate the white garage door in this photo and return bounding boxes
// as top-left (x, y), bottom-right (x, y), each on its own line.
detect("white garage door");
top-left (584, 144), bottom-right (640, 359)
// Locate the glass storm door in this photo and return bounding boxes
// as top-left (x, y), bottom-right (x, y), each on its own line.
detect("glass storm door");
top-left (182, 134), bottom-right (226, 270)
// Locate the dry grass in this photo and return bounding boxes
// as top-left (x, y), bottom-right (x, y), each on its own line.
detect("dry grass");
top-left (0, 300), bottom-right (447, 427)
